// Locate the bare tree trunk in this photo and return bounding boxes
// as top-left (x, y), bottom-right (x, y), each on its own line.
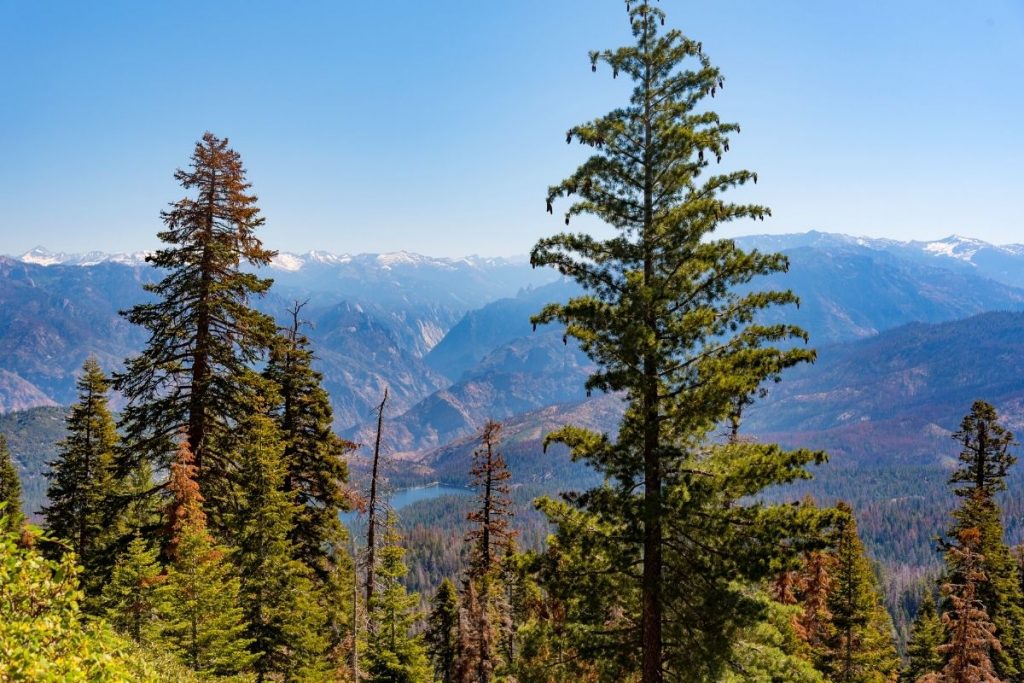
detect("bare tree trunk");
top-left (365, 388), bottom-right (388, 614)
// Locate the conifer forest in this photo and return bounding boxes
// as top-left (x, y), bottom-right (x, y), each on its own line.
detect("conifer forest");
top-left (2, 1), bottom-right (1023, 681)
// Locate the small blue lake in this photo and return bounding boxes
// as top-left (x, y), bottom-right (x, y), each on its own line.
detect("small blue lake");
top-left (340, 484), bottom-right (470, 528)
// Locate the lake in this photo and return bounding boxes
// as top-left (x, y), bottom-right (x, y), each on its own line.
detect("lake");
top-left (340, 484), bottom-right (470, 528)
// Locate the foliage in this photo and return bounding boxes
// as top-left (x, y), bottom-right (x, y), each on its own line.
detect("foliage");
top-left (0, 510), bottom-right (197, 682)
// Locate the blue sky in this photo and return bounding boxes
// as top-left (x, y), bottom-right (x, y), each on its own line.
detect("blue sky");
top-left (1, 1), bottom-right (1021, 256)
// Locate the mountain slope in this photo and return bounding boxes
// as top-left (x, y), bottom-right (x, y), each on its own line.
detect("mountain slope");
top-left (745, 311), bottom-right (1024, 438)
top-left (347, 329), bottom-right (594, 454)
top-left (424, 279), bottom-right (582, 381)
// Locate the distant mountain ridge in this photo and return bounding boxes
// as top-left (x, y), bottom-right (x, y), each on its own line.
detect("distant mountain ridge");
top-left (737, 231), bottom-right (1024, 288)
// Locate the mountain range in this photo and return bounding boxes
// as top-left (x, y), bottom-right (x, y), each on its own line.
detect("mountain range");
top-left (3, 231), bottom-right (1024, 514)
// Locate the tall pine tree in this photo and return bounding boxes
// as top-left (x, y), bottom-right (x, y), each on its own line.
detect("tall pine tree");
top-left (115, 131), bottom-right (277, 529)
top-left (531, 2), bottom-right (829, 679)
top-left (43, 357), bottom-right (120, 597)
top-left (943, 400), bottom-right (1024, 679)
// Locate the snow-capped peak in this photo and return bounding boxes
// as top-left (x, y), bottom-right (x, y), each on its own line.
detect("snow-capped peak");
top-left (16, 246), bottom-right (149, 267)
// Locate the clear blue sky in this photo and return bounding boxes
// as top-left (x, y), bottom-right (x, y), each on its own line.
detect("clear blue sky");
top-left (1, 1), bottom-right (1021, 256)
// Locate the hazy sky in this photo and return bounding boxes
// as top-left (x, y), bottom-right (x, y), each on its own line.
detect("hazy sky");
top-left (1, 1), bottom-right (1022, 256)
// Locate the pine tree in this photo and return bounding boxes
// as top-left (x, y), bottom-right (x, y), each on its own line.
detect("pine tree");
top-left (155, 436), bottom-right (255, 677)
top-left (231, 392), bottom-right (330, 681)
top-left (944, 401), bottom-right (1024, 679)
top-left (263, 302), bottom-right (356, 653)
top-left (903, 592), bottom-right (945, 683)
top-left (949, 400), bottom-right (1016, 499)
top-left (115, 131), bottom-right (277, 529)
top-left (821, 502), bottom-right (899, 682)
top-left (920, 529), bottom-right (1004, 683)
top-left (461, 420), bottom-right (514, 683)
top-left (43, 358), bottom-right (120, 596)
top-left (100, 534), bottom-right (164, 643)
top-left (363, 512), bottom-right (431, 683)
top-left (531, 2), bottom-right (828, 680)
top-left (426, 578), bottom-right (461, 683)
top-left (0, 434), bottom-right (22, 529)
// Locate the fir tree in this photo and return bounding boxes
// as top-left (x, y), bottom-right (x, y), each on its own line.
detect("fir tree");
top-left (155, 436), bottom-right (255, 676)
top-left (231, 393), bottom-right (330, 681)
top-left (43, 357), bottom-right (120, 596)
top-left (263, 302), bottom-right (355, 653)
top-left (944, 401), bottom-right (1024, 679)
top-left (531, 1), bottom-right (828, 680)
top-left (0, 434), bottom-right (22, 528)
top-left (903, 592), bottom-right (945, 683)
top-left (100, 534), bottom-right (164, 643)
top-left (426, 578), bottom-right (461, 683)
top-left (920, 529), bottom-right (1003, 683)
top-left (821, 502), bottom-right (899, 682)
top-left (115, 131), bottom-right (277, 529)
top-left (363, 512), bottom-right (431, 683)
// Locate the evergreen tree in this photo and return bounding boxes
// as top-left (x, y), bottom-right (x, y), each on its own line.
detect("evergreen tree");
top-left (155, 436), bottom-right (255, 677)
top-left (43, 357), bottom-right (120, 596)
top-left (100, 534), bottom-right (164, 643)
top-left (115, 131), bottom-right (277, 529)
top-left (461, 420), bottom-right (514, 683)
top-left (949, 400), bottom-right (1016, 499)
top-left (426, 578), bottom-right (461, 683)
top-left (364, 512), bottom-right (431, 683)
top-left (231, 393), bottom-right (330, 681)
top-left (944, 401), bottom-right (1024, 679)
top-left (903, 592), bottom-right (946, 683)
top-left (821, 502), bottom-right (899, 682)
top-left (531, 1), bottom-right (829, 679)
top-left (920, 529), bottom-right (1003, 683)
top-left (466, 420), bottom-right (513, 576)
top-left (794, 551), bottom-right (834, 659)
top-left (0, 434), bottom-right (22, 528)
top-left (263, 302), bottom-right (355, 652)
